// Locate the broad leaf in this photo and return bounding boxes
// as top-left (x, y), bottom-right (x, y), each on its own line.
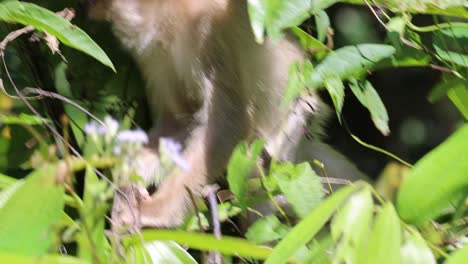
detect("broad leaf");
top-left (246, 215), bottom-right (290, 244)
top-left (0, 1), bottom-right (115, 71)
top-left (227, 140), bottom-right (265, 209)
top-left (433, 26), bottom-right (468, 68)
top-left (0, 254), bottom-right (90, 264)
top-left (125, 230), bottom-right (272, 260)
top-left (308, 44), bottom-right (396, 88)
top-left (360, 203), bottom-right (401, 264)
top-left (444, 245), bottom-right (468, 264)
top-left (397, 124), bottom-right (468, 224)
top-left (0, 165), bottom-right (64, 255)
top-left (265, 183), bottom-right (362, 264)
top-left (271, 162), bottom-right (324, 218)
top-left (331, 188), bottom-right (373, 264)
top-left (401, 230), bottom-right (436, 264)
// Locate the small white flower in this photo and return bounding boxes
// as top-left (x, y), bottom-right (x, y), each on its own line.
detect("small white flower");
top-left (102, 116), bottom-right (119, 136)
top-left (84, 121), bottom-right (100, 135)
top-left (116, 129), bottom-right (149, 144)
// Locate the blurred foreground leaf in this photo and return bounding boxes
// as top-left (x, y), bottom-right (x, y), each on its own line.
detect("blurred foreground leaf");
top-left (0, 165), bottom-right (64, 255)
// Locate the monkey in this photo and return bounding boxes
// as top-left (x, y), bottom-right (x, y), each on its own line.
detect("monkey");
top-left (86, 0), bottom-right (366, 228)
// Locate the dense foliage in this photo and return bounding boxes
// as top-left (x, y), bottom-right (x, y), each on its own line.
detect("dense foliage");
top-left (0, 0), bottom-right (466, 263)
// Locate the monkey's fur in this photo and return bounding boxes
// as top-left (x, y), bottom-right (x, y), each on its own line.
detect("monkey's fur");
top-left (88, 0), bottom-right (365, 228)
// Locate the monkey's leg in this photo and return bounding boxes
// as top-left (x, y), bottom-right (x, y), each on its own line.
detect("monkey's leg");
top-left (138, 71), bottom-right (250, 227)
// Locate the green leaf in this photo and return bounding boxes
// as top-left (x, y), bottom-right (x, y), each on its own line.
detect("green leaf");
top-left (0, 1), bottom-right (115, 71)
top-left (247, 0), bottom-right (312, 42)
top-left (271, 162), bottom-right (325, 218)
top-left (341, 0), bottom-right (468, 18)
top-left (124, 230), bottom-right (272, 260)
top-left (308, 44), bottom-right (396, 88)
top-left (141, 241), bottom-right (197, 264)
top-left (0, 165), bottom-right (64, 255)
top-left (246, 215), bottom-right (290, 244)
top-left (331, 188), bottom-right (373, 264)
top-left (323, 74), bottom-right (345, 121)
top-left (265, 183), bottom-right (363, 264)
top-left (400, 230), bottom-right (436, 264)
top-left (227, 140), bottom-right (265, 209)
top-left (0, 253), bottom-right (90, 264)
top-left (433, 26), bottom-right (468, 67)
top-left (314, 10), bottom-right (330, 43)
top-left (444, 245), bottom-right (468, 264)
top-left (447, 82), bottom-right (468, 120)
top-left (397, 124), bottom-right (468, 224)
top-left (361, 203), bottom-right (401, 264)
top-left (349, 79), bottom-right (390, 135)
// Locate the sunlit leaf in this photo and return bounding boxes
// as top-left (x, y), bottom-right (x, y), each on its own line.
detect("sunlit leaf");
top-left (271, 162), bottom-right (324, 218)
top-left (331, 188), bottom-right (373, 264)
top-left (0, 165), bottom-right (64, 255)
top-left (401, 230), bottom-right (436, 264)
top-left (124, 230), bottom-right (272, 260)
top-left (227, 140), bottom-right (265, 209)
top-left (265, 183), bottom-right (362, 264)
top-left (247, 0), bottom-right (311, 42)
top-left (142, 241), bottom-right (197, 264)
top-left (360, 203), bottom-right (401, 264)
top-left (315, 10), bottom-right (330, 43)
top-left (397, 124), bottom-right (468, 224)
top-left (0, 253), bottom-right (90, 264)
top-left (308, 44), bottom-right (396, 88)
top-left (0, 1), bottom-right (115, 71)
top-left (444, 245), bottom-right (468, 264)
top-left (246, 215), bottom-right (290, 244)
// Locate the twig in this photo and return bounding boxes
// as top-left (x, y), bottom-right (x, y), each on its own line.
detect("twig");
top-left (205, 184), bottom-right (222, 264)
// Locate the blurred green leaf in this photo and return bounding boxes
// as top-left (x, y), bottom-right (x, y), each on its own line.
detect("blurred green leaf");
top-left (433, 26), bottom-right (468, 68)
top-left (247, 0), bottom-right (312, 42)
top-left (308, 44), bottom-right (396, 88)
top-left (397, 124), bottom-right (468, 224)
top-left (400, 230), bottom-right (436, 264)
top-left (0, 165), bottom-right (64, 255)
top-left (447, 82), bottom-right (468, 120)
top-left (349, 79), bottom-right (390, 135)
top-left (0, 1), bottom-right (115, 71)
top-left (331, 188), bottom-right (373, 263)
top-left (246, 215), bottom-right (290, 244)
top-left (265, 183), bottom-right (362, 264)
top-left (271, 162), bottom-right (324, 218)
top-left (341, 0), bottom-right (468, 18)
top-left (0, 253), bottom-right (90, 264)
top-left (323, 74), bottom-right (345, 121)
top-left (142, 241), bottom-right (197, 264)
top-left (227, 140), bottom-right (265, 209)
top-left (0, 173), bottom-right (16, 189)
top-left (444, 245), bottom-right (468, 264)
top-left (125, 230), bottom-right (272, 260)
top-left (314, 10), bottom-right (330, 43)
top-left (361, 203), bottom-right (401, 264)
